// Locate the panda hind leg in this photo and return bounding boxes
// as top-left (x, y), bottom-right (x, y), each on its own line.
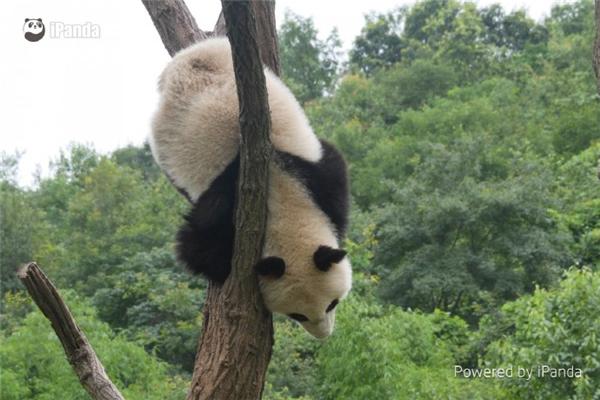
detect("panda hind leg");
top-left (175, 215), bottom-right (234, 283)
top-left (175, 156), bottom-right (239, 283)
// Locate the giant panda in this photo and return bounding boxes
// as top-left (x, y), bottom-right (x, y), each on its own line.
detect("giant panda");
top-left (149, 38), bottom-right (351, 338)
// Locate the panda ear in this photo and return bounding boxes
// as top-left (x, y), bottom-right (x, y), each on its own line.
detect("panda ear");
top-left (25, 18), bottom-right (30, 22)
top-left (255, 257), bottom-right (286, 279)
top-left (314, 245), bottom-right (347, 271)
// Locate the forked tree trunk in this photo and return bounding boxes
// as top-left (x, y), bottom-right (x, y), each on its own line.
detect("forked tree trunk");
top-left (186, 2), bottom-right (279, 398)
top-left (142, 1), bottom-right (280, 399)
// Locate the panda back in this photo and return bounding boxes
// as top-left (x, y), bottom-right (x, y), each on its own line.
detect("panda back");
top-left (150, 39), bottom-right (241, 201)
top-left (150, 38), bottom-right (325, 202)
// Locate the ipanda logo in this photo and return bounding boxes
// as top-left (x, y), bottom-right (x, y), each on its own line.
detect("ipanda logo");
top-left (23, 18), bottom-right (45, 42)
top-left (23, 18), bottom-right (100, 41)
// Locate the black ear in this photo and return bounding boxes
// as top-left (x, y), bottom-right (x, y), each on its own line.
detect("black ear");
top-left (255, 257), bottom-right (286, 279)
top-left (314, 245), bottom-right (347, 271)
top-left (25, 18), bottom-right (30, 22)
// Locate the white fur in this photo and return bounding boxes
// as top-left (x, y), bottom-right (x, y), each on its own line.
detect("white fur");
top-left (150, 38), bottom-right (322, 202)
top-left (262, 166), bottom-right (351, 338)
top-left (150, 38), bottom-right (351, 338)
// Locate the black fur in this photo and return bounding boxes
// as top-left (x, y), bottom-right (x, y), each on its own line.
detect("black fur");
top-left (175, 139), bottom-right (350, 282)
top-left (175, 156), bottom-right (238, 282)
top-left (255, 257), bottom-right (286, 278)
top-left (314, 246), bottom-right (347, 271)
top-left (276, 139), bottom-right (350, 239)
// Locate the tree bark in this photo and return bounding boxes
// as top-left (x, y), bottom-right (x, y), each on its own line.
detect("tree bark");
top-left (141, 0), bottom-right (207, 56)
top-left (595, 0), bottom-right (600, 96)
top-left (186, 1), bottom-right (276, 399)
top-left (250, 1), bottom-right (280, 75)
top-left (213, 12), bottom-right (227, 37)
top-left (18, 263), bottom-right (125, 400)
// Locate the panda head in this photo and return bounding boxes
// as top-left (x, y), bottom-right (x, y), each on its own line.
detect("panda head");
top-left (256, 245), bottom-right (351, 339)
top-left (23, 18), bottom-right (44, 33)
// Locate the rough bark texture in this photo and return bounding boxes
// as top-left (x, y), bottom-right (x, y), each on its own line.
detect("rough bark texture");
top-left (595, 0), bottom-right (600, 96)
top-left (214, 12), bottom-right (227, 37)
top-left (141, 0), bottom-right (207, 56)
top-left (250, 1), bottom-right (281, 75)
top-left (18, 263), bottom-right (125, 400)
top-left (186, 1), bottom-right (277, 399)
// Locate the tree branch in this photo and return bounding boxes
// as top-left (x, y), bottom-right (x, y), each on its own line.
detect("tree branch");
top-left (213, 12), bottom-right (227, 37)
top-left (17, 263), bottom-right (125, 400)
top-left (186, 1), bottom-right (276, 399)
top-left (250, 1), bottom-right (280, 75)
top-left (141, 0), bottom-right (207, 56)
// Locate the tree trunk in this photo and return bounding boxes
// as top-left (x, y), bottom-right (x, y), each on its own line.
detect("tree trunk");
top-left (186, 1), bottom-right (277, 399)
top-left (595, 0), bottom-right (600, 96)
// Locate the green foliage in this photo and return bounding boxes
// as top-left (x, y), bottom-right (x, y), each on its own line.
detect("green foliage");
top-left (32, 148), bottom-right (187, 286)
top-left (479, 6), bottom-right (548, 52)
top-left (279, 12), bottom-right (341, 103)
top-left (349, 9), bottom-right (405, 76)
top-left (483, 268), bottom-right (600, 399)
top-left (265, 318), bottom-right (319, 399)
top-left (547, 0), bottom-right (595, 36)
top-left (91, 247), bottom-right (203, 372)
top-left (349, 0), bottom-right (550, 80)
top-left (551, 102), bottom-right (600, 156)
top-left (372, 59), bottom-right (458, 122)
top-left (554, 144), bottom-right (600, 266)
top-left (403, 0), bottom-right (455, 42)
top-left (0, 180), bottom-right (45, 300)
top-left (111, 143), bottom-right (162, 182)
top-left (373, 137), bottom-right (572, 320)
top-left (315, 285), bottom-right (504, 399)
top-left (0, 292), bottom-right (186, 400)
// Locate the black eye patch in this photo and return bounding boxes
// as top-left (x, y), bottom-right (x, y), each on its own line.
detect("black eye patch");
top-left (288, 313), bottom-right (308, 322)
top-left (326, 299), bottom-right (339, 313)
top-left (254, 256), bottom-right (286, 278)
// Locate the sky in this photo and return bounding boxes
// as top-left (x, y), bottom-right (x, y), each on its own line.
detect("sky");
top-left (1, 0), bottom-right (563, 186)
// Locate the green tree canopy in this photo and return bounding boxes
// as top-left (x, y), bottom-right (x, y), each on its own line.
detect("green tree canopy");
top-left (279, 11), bottom-right (341, 103)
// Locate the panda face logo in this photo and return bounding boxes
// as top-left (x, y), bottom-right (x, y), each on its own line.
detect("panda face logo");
top-left (23, 18), bottom-right (45, 42)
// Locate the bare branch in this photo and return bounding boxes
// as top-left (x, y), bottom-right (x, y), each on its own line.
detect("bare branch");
top-left (18, 263), bottom-right (125, 400)
top-left (141, 0), bottom-right (206, 56)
